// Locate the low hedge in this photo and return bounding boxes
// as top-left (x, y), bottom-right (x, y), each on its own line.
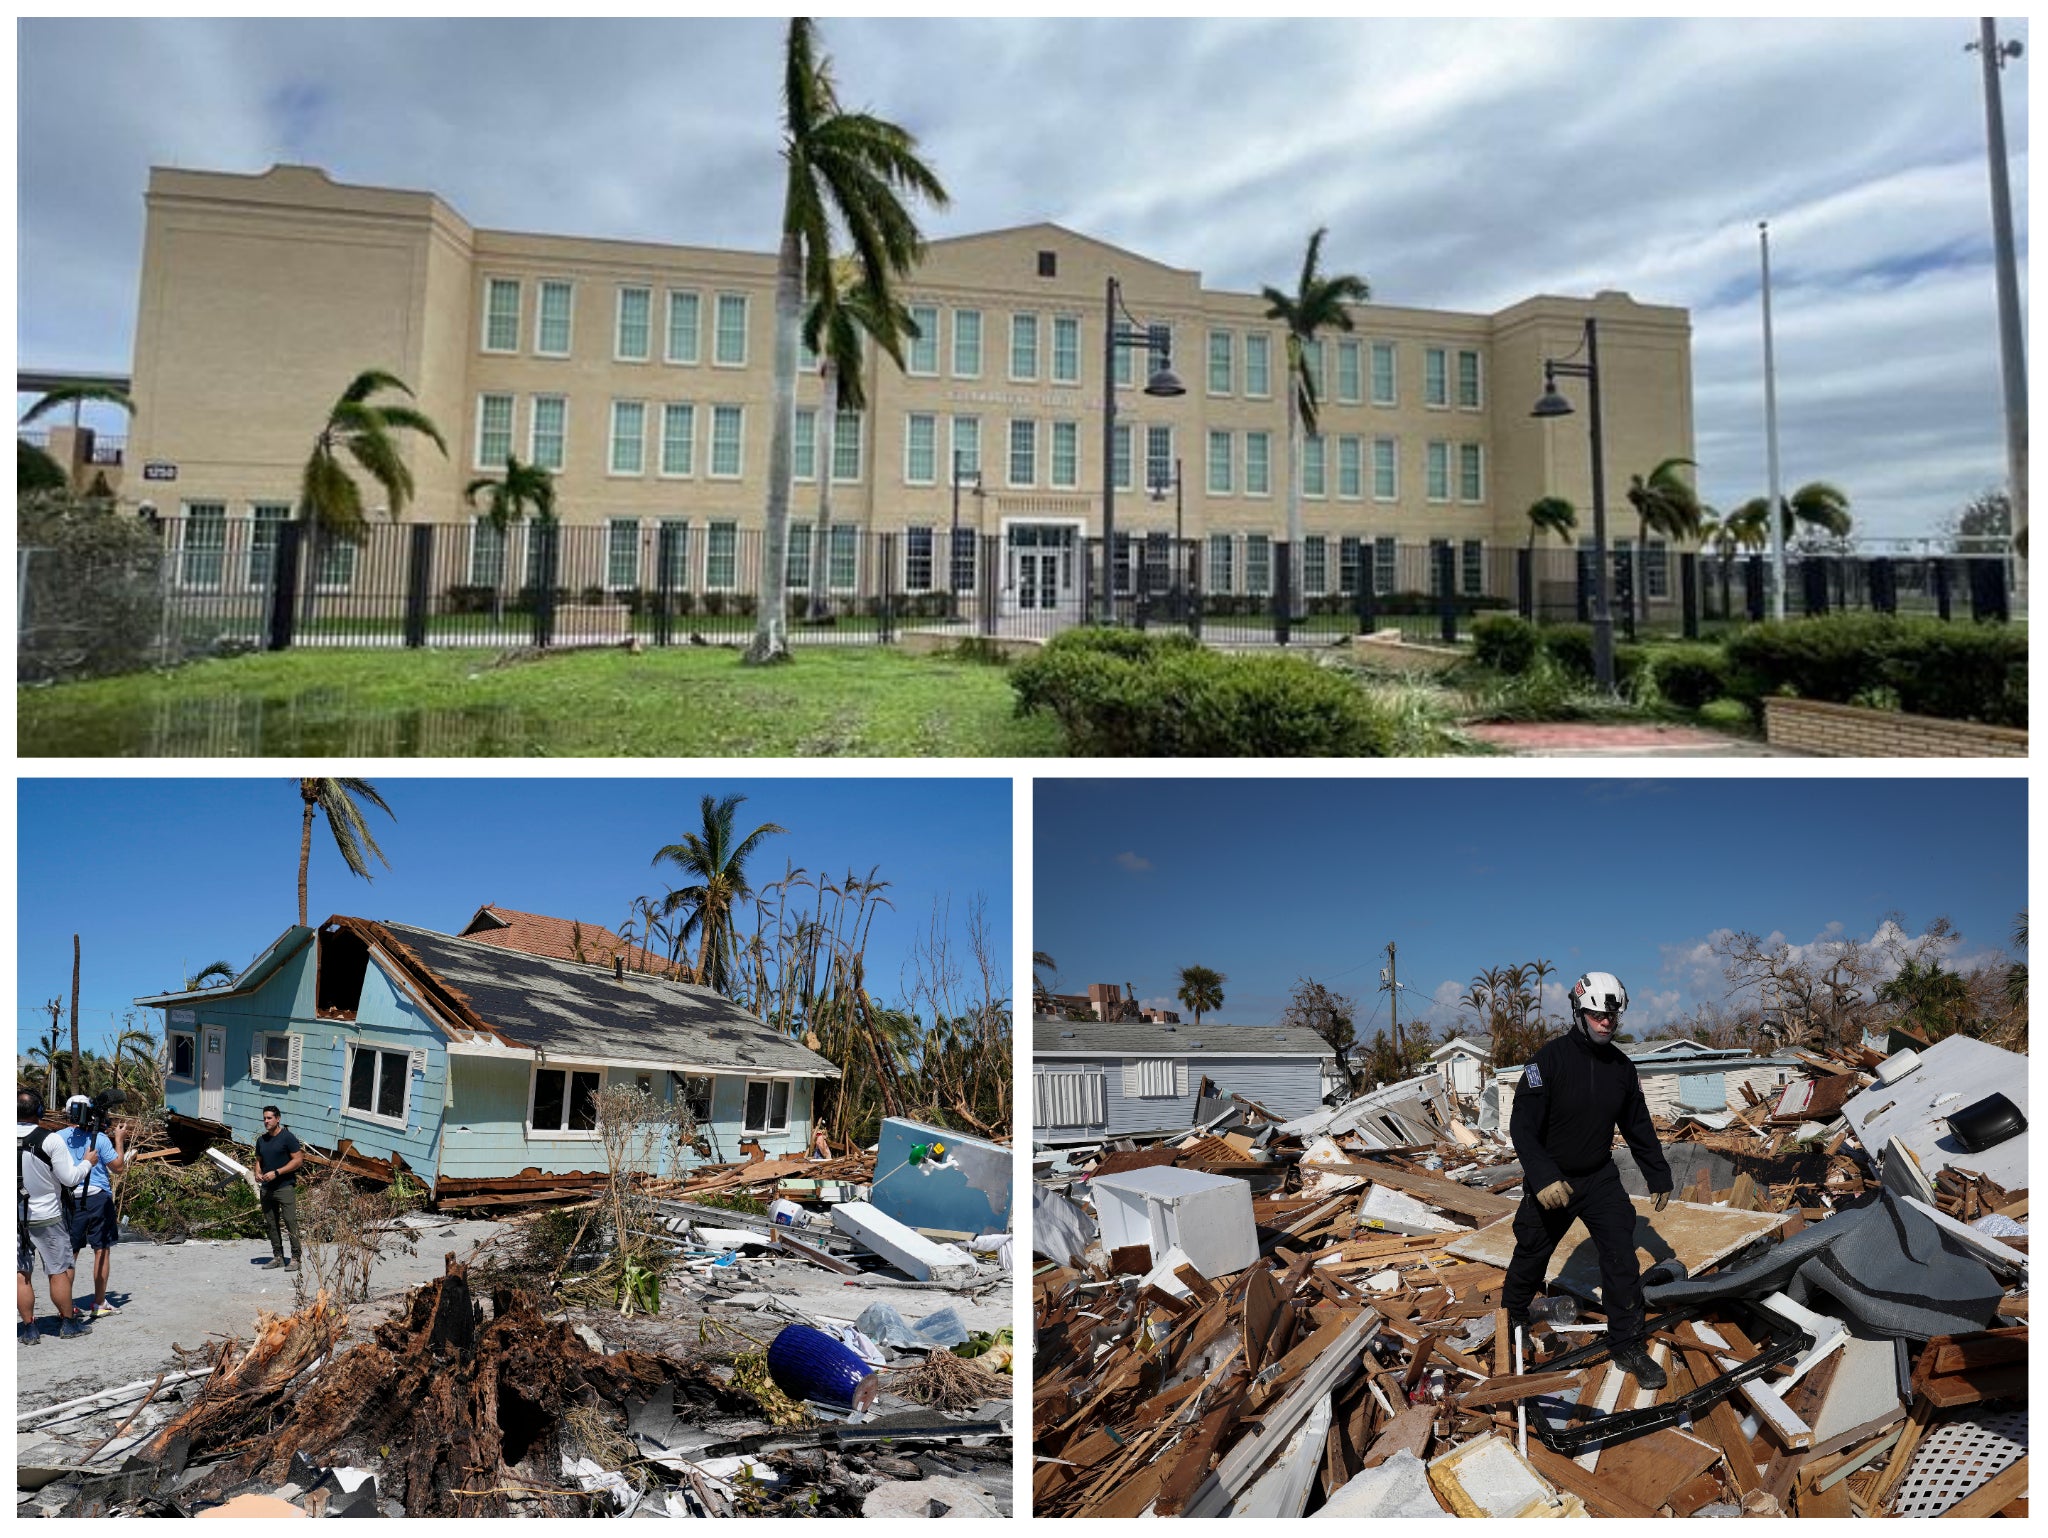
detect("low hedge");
top-left (1724, 615), bottom-right (2026, 727)
top-left (1010, 628), bottom-right (1398, 756)
top-left (1472, 614), bottom-right (1539, 674)
top-left (1644, 643), bottom-right (1731, 710)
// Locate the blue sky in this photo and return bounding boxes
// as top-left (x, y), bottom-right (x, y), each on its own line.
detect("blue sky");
top-left (18, 777), bottom-right (1011, 1058)
top-left (1034, 777), bottom-right (2026, 1035)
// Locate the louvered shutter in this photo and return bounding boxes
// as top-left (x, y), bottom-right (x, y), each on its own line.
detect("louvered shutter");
top-left (249, 1052), bottom-right (265, 1083)
top-left (287, 1034), bottom-right (302, 1087)
top-left (1177, 1061), bottom-right (1190, 1097)
top-left (1121, 1059), bottom-right (1139, 1096)
top-left (409, 1047), bottom-right (428, 1078)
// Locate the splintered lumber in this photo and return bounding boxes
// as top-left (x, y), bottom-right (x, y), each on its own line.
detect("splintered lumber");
top-left (1361, 1401), bottom-right (1436, 1469)
top-left (1457, 1370), bottom-right (1585, 1409)
top-left (1942, 1455), bottom-right (2029, 1520)
top-left (1329, 1161), bottom-right (1516, 1223)
top-left (1525, 1441), bottom-right (1660, 1519)
top-left (1445, 1197), bottom-right (1788, 1289)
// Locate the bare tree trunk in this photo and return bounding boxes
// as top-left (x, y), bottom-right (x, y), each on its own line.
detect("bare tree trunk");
top-left (1285, 376), bottom-right (1304, 619)
top-left (297, 784), bottom-right (316, 927)
top-left (747, 230), bottom-right (803, 664)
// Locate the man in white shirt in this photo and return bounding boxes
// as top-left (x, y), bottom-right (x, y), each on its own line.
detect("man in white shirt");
top-left (17, 1089), bottom-right (95, 1344)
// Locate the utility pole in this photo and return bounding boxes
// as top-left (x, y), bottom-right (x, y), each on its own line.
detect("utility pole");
top-left (1760, 222), bottom-right (1786, 620)
top-left (1383, 941), bottom-right (1400, 1060)
top-left (1970, 18), bottom-right (2028, 595)
top-left (44, 999), bottom-right (63, 1106)
top-left (70, 935), bottom-right (82, 1104)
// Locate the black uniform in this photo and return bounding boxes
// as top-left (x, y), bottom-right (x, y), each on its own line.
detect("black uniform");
top-left (1502, 1025), bottom-right (1673, 1344)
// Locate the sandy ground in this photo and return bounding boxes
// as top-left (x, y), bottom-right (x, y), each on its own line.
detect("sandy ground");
top-left (15, 1217), bottom-right (511, 1413)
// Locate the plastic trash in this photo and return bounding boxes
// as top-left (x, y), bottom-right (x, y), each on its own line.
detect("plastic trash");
top-left (765, 1324), bottom-right (879, 1410)
top-left (767, 1198), bottom-right (804, 1226)
top-left (853, 1302), bottom-right (923, 1349)
top-left (908, 1305), bottom-right (971, 1348)
top-left (1529, 1295), bottom-right (1578, 1326)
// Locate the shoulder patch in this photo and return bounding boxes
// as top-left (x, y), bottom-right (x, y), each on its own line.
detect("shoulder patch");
top-left (1525, 1062), bottom-right (1543, 1089)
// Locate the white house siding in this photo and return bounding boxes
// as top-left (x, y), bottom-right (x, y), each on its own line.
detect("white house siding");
top-left (1033, 1053), bottom-right (1328, 1143)
top-left (1497, 1057), bottom-right (1800, 1130)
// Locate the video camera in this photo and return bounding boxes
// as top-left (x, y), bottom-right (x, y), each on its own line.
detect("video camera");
top-left (67, 1088), bottom-right (127, 1139)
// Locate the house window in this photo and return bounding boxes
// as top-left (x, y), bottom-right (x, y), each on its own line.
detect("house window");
top-left (1426, 441), bottom-right (1451, 502)
top-left (247, 503), bottom-right (291, 589)
top-left (1113, 334), bottom-right (1135, 388)
top-left (315, 538), bottom-right (356, 593)
top-left (1049, 420), bottom-right (1079, 489)
top-left (1370, 341), bottom-right (1397, 406)
top-left (787, 521), bottom-right (812, 589)
top-left (616, 286), bottom-right (652, 361)
top-left (1244, 333), bottom-right (1271, 397)
top-left (1373, 437), bottom-right (1398, 501)
top-left (536, 280), bottom-right (573, 356)
top-left (1207, 532), bottom-right (1234, 592)
top-left (828, 525), bottom-right (858, 591)
top-left (706, 521), bottom-right (738, 590)
top-left (1336, 339), bottom-right (1362, 404)
top-left (608, 518), bottom-right (641, 589)
top-left (950, 528), bottom-right (977, 593)
top-left (1339, 535), bottom-right (1362, 595)
top-left (477, 393), bottom-right (515, 468)
top-left (347, 1043), bottom-right (413, 1126)
top-left (819, 409), bottom-right (855, 483)
top-left (1246, 534), bottom-right (1271, 597)
top-left (1302, 435), bottom-right (1326, 498)
top-left (180, 502), bottom-right (226, 589)
top-left (253, 1031), bottom-right (299, 1086)
top-left (1009, 418), bottom-right (1037, 487)
top-left (709, 406), bottom-right (744, 478)
top-left (951, 308), bottom-right (983, 377)
top-left (1245, 431), bottom-right (1271, 496)
top-left (1051, 316), bottom-right (1080, 384)
top-left (1010, 313), bottom-right (1039, 380)
top-left (530, 1063), bottom-right (601, 1135)
top-left (793, 408), bottom-right (818, 482)
top-left (714, 294), bottom-right (749, 366)
top-left (1111, 423), bottom-right (1133, 491)
top-left (905, 413), bottom-right (937, 484)
top-left (744, 1078), bottom-right (792, 1134)
top-left (1208, 329), bottom-right (1233, 395)
top-left (530, 395), bottom-right (566, 471)
top-left (1428, 537), bottom-right (1453, 596)
top-left (609, 401), bottom-right (646, 476)
top-left (661, 403), bottom-right (695, 477)
top-left (665, 290), bottom-right (700, 364)
top-left (470, 517), bottom-right (506, 587)
top-left (1647, 539), bottom-right (1671, 599)
top-left (907, 305), bottom-right (940, 375)
top-left (1304, 535), bottom-right (1328, 596)
top-left (1457, 349), bottom-right (1483, 409)
top-left (905, 526), bottom-right (934, 591)
top-left (1424, 347), bottom-right (1449, 407)
top-left (1207, 430), bottom-right (1233, 495)
top-left (1459, 442), bottom-right (1485, 503)
top-left (483, 278), bottom-right (521, 353)
top-left (949, 415), bottom-right (981, 477)
top-left (168, 1031), bottom-right (196, 1081)
top-left (679, 1074), bottom-right (714, 1124)
top-left (1337, 436), bottom-right (1363, 500)
top-left (1033, 1071), bottom-right (1106, 1128)
top-left (1462, 539), bottom-right (1485, 596)
top-left (1374, 535), bottom-right (1398, 595)
top-left (1145, 426), bottom-right (1173, 495)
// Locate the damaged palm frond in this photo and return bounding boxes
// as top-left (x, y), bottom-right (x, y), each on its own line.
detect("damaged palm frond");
top-left (892, 1348), bottom-right (1011, 1411)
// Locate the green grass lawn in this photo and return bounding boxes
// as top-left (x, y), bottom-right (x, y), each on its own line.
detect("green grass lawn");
top-left (19, 647), bottom-right (1065, 758)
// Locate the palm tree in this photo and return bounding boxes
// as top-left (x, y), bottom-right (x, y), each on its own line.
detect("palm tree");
top-left (1622, 457), bottom-right (1704, 630)
top-left (1523, 497), bottom-right (1576, 614)
top-left (803, 262), bottom-right (921, 623)
top-left (296, 778), bottom-right (395, 927)
top-left (1527, 958), bottom-right (1557, 1033)
top-left (26, 1024), bottom-right (63, 1108)
top-left (17, 440), bottom-right (68, 494)
top-left (464, 455), bottom-right (557, 622)
top-left (19, 382), bottom-right (134, 428)
top-left (1733, 482), bottom-right (1853, 554)
top-left (1262, 228), bottom-right (1370, 617)
top-left (652, 794), bottom-right (788, 998)
top-left (20, 383), bottom-right (136, 490)
top-left (184, 960), bottom-right (236, 990)
top-left (1176, 965), bottom-right (1226, 1026)
top-left (299, 369), bottom-right (447, 546)
top-left (748, 18), bottom-right (949, 665)
top-left (1031, 950), bottom-right (1058, 1014)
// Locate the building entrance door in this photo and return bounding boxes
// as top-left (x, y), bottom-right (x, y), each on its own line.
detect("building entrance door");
top-left (1002, 522), bottom-right (1081, 627)
top-left (200, 1029), bottom-right (224, 1122)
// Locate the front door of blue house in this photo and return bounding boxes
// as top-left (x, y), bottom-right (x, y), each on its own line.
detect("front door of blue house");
top-left (200, 1028), bottom-right (225, 1122)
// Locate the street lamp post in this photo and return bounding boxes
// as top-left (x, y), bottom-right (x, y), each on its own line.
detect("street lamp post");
top-left (1149, 455), bottom-right (1183, 617)
top-left (1102, 276), bottom-right (1186, 625)
top-left (949, 449), bottom-right (982, 622)
top-left (1532, 318), bottom-right (1616, 690)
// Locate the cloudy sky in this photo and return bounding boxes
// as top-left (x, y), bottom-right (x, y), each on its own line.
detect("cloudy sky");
top-left (17, 16), bottom-right (2027, 539)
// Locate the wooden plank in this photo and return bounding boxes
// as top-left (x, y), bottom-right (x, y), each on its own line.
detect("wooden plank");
top-left (1943, 1455), bottom-right (2028, 1520)
top-left (1491, 1307), bottom-right (1510, 1377)
top-left (1930, 1330), bottom-right (2026, 1375)
top-left (1360, 1401), bottom-right (1435, 1469)
top-left (1668, 1468), bottom-right (1725, 1518)
top-left (1922, 1363), bottom-right (2027, 1408)
top-left (1329, 1161), bottom-right (1515, 1222)
top-left (1455, 1369), bottom-right (1585, 1409)
top-left (1522, 1442), bottom-right (1659, 1520)
top-left (1596, 1427), bottom-right (1722, 1512)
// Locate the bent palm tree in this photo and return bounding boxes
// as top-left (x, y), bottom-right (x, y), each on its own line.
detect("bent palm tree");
top-left (465, 455), bottom-right (557, 620)
top-left (19, 382), bottom-right (134, 426)
top-left (1732, 481), bottom-right (1853, 557)
top-left (1623, 457), bottom-right (1703, 630)
top-left (300, 370), bottom-right (447, 544)
top-left (653, 794), bottom-right (788, 997)
top-left (1524, 496), bottom-right (1576, 611)
top-left (185, 960), bottom-right (237, 990)
top-left (1176, 964), bottom-right (1226, 1026)
top-left (1262, 229), bottom-right (1370, 617)
top-left (297, 778), bottom-right (395, 927)
top-left (20, 383), bottom-right (135, 494)
top-left (749, 18), bottom-right (949, 665)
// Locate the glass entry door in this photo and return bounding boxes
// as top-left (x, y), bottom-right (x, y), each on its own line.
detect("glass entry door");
top-left (1004, 523), bottom-right (1079, 622)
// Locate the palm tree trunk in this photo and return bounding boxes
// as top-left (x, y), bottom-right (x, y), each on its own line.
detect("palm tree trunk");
top-left (1637, 515), bottom-right (1651, 633)
top-left (297, 786), bottom-right (315, 927)
top-left (1285, 384), bottom-right (1304, 620)
top-left (748, 230), bottom-right (803, 664)
top-left (807, 364), bottom-right (838, 623)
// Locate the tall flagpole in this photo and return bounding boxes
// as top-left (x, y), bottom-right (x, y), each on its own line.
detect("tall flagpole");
top-left (1760, 221), bottom-right (1785, 620)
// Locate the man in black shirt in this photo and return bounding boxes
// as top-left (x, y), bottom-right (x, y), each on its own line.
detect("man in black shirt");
top-left (1503, 971), bottom-right (1674, 1389)
top-left (254, 1106), bottom-right (305, 1271)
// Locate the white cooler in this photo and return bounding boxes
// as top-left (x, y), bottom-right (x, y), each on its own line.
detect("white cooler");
top-left (1088, 1165), bottom-right (1257, 1280)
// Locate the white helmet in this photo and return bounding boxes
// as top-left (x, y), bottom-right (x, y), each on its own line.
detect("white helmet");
top-left (1569, 971), bottom-right (1628, 1030)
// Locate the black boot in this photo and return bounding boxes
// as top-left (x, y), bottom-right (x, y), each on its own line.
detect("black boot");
top-left (1611, 1340), bottom-right (1667, 1390)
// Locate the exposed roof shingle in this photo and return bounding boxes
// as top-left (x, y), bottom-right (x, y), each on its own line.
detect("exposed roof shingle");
top-left (1032, 1017), bottom-right (1332, 1058)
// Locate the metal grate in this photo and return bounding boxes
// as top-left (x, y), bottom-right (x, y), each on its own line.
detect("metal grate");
top-left (1888, 1406), bottom-right (2027, 1516)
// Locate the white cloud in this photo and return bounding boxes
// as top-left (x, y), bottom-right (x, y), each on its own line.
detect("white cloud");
top-left (1114, 851), bottom-right (1153, 874)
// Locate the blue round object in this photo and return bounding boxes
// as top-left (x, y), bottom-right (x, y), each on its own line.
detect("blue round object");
top-left (766, 1323), bottom-right (878, 1410)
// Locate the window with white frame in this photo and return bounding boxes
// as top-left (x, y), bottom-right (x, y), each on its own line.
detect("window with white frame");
top-left (706, 521), bottom-right (738, 590)
top-left (714, 294), bottom-right (748, 366)
top-left (532, 397), bottom-right (565, 468)
top-left (950, 527), bottom-right (977, 593)
top-left (1462, 539), bottom-right (1485, 596)
top-left (1010, 312), bottom-right (1039, 380)
top-left (658, 520), bottom-right (690, 587)
top-left (1207, 532), bottom-right (1235, 592)
top-left (252, 1031), bottom-right (300, 1086)
top-left (1122, 1058), bottom-right (1185, 1098)
top-left (1459, 442), bottom-right (1484, 503)
top-left (529, 1063), bottom-right (601, 1135)
top-left (1370, 340), bottom-right (1397, 405)
top-left (951, 308), bottom-right (983, 377)
top-left (832, 409), bottom-right (862, 482)
top-left (660, 403), bottom-right (695, 476)
top-left (1145, 425), bottom-right (1173, 495)
top-left (316, 537), bottom-right (356, 593)
top-left (608, 518), bottom-right (641, 589)
top-left (1051, 315), bottom-right (1080, 383)
top-left (1337, 339), bottom-right (1362, 404)
top-left (1302, 434), bottom-right (1327, 498)
top-left (348, 1045), bottom-right (413, 1125)
top-left (1207, 429), bottom-right (1233, 495)
top-left (786, 522), bottom-right (812, 589)
top-left (1245, 431), bottom-right (1271, 496)
top-left (1208, 329), bottom-right (1233, 395)
top-left (1303, 338), bottom-right (1325, 403)
top-left (1246, 534), bottom-right (1271, 596)
top-left (1337, 435), bottom-right (1363, 500)
top-left (168, 1031), bottom-right (196, 1081)
top-left (1145, 531), bottom-right (1171, 593)
top-left (248, 503), bottom-right (291, 589)
top-left (476, 393), bottom-right (515, 468)
top-left (536, 280), bottom-right (573, 356)
top-left (907, 304), bottom-right (940, 375)
top-left (1373, 437), bottom-right (1398, 500)
top-left (793, 408), bottom-right (818, 482)
top-left (483, 278), bottom-right (521, 353)
top-left (905, 526), bottom-right (933, 591)
top-left (710, 406), bottom-right (744, 478)
top-left (949, 415), bottom-right (981, 478)
top-left (905, 413), bottom-right (937, 484)
top-left (609, 401), bottom-right (646, 475)
top-left (616, 286), bottom-right (652, 361)
top-left (1111, 422), bottom-right (1133, 491)
top-left (1424, 347), bottom-right (1449, 407)
top-left (1426, 441), bottom-right (1451, 502)
top-left (1374, 535), bottom-right (1398, 595)
top-left (469, 517), bottom-right (506, 587)
top-left (665, 290), bottom-right (700, 364)
top-left (1049, 420), bottom-right (1079, 489)
top-left (1032, 1070), bottom-right (1106, 1128)
top-left (1457, 349), bottom-right (1483, 409)
top-left (1647, 539), bottom-right (1671, 599)
top-left (828, 524), bottom-right (858, 591)
top-left (1147, 324), bottom-right (1174, 384)
top-left (1339, 535), bottom-right (1362, 595)
top-left (1008, 418), bottom-right (1037, 487)
top-left (1113, 333), bottom-right (1135, 388)
top-left (180, 502), bottom-right (226, 588)
top-left (1245, 333), bottom-right (1272, 397)
top-left (1304, 534), bottom-right (1328, 596)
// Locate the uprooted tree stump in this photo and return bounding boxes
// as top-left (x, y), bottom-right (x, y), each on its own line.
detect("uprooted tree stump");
top-left (150, 1253), bottom-right (756, 1517)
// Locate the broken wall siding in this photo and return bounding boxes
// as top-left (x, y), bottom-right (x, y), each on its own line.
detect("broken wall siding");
top-left (1498, 1056), bottom-right (1800, 1129)
top-left (1033, 1053), bottom-right (1326, 1143)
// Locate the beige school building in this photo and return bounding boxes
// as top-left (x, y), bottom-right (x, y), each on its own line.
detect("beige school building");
top-left (116, 163), bottom-right (1695, 613)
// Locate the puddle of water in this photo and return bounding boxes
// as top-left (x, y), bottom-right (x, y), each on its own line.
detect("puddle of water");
top-left (26, 691), bottom-right (545, 757)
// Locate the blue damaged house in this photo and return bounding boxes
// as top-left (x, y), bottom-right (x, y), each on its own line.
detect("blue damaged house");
top-left (139, 916), bottom-right (839, 1195)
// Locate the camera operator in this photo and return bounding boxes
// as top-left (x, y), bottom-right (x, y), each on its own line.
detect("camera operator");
top-left (61, 1095), bottom-right (128, 1321)
top-left (16, 1090), bottom-right (93, 1344)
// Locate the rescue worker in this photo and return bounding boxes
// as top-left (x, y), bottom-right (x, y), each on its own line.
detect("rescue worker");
top-left (1502, 971), bottom-right (1673, 1389)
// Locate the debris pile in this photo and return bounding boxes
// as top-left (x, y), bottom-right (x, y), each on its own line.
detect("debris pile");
top-left (1034, 1037), bottom-right (2027, 1518)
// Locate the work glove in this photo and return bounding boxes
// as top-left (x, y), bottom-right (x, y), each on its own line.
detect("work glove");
top-left (1652, 1190), bottom-right (1671, 1212)
top-left (1536, 1180), bottom-right (1572, 1211)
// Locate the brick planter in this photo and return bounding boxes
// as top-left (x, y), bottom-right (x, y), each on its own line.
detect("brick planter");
top-left (1762, 697), bottom-right (2027, 758)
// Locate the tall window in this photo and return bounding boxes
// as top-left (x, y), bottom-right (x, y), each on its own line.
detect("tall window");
top-left (1304, 535), bottom-right (1328, 595)
top-left (1049, 420), bottom-right (1079, 488)
top-left (1008, 418), bottom-right (1037, 487)
top-left (1424, 347), bottom-right (1449, 407)
top-left (714, 294), bottom-right (748, 365)
top-left (1245, 431), bottom-right (1271, 496)
top-left (1336, 339), bottom-right (1362, 404)
top-left (1373, 437), bottom-right (1398, 500)
top-left (710, 406), bottom-right (744, 478)
top-left (950, 527), bottom-right (976, 593)
top-left (1051, 315), bottom-right (1081, 384)
top-left (665, 290), bottom-right (700, 364)
top-left (536, 280), bottom-right (573, 356)
top-left (348, 1044), bottom-right (412, 1125)
top-left (1337, 436), bottom-right (1363, 499)
top-left (1244, 333), bottom-right (1271, 397)
top-left (483, 278), bottom-right (520, 352)
top-left (1457, 349), bottom-right (1483, 408)
top-left (1339, 535), bottom-right (1362, 595)
top-left (743, 1079), bottom-right (792, 1134)
top-left (615, 286), bottom-right (651, 361)
top-left (905, 413), bottom-right (937, 484)
top-left (832, 408), bottom-right (862, 482)
top-left (1370, 340), bottom-right (1397, 405)
top-left (828, 525), bottom-right (858, 590)
top-left (608, 518), bottom-right (641, 588)
top-left (477, 393), bottom-right (515, 467)
top-left (661, 403), bottom-right (694, 476)
top-left (1010, 313), bottom-right (1039, 380)
top-left (1462, 539), bottom-right (1485, 596)
top-left (530, 395), bottom-right (566, 471)
top-left (470, 516), bottom-right (506, 587)
top-left (905, 526), bottom-right (934, 591)
top-left (786, 522), bottom-right (812, 589)
top-left (793, 408), bottom-right (818, 481)
top-left (1647, 539), bottom-right (1671, 599)
top-left (248, 503), bottom-right (291, 589)
top-left (907, 304), bottom-right (940, 375)
top-left (1113, 335), bottom-right (1135, 388)
top-left (1426, 440), bottom-right (1451, 501)
top-left (952, 308), bottom-right (982, 377)
top-left (1246, 534), bottom-right (1272, 596)
top-left (1111, 423), bottom-right (1133, 491)
top-left (706, 521), bottom-right (738, 589)
top-left (1207, 429), bottom-right (1233, 495)
top-left (181, 502), bottom-right (226, 588)
top-left (1208, 329), bottom-right (1233, 395)
top-left (658, 520), bottom-right (690, 588)
top-left (1207, 532), bottom-right (1235, 592)
top-left (1146, 426), bottom-right (1173, 495)
top-left (1374, 535), bottom-right (1397, 595)
top-left (1459, 442), bottom-right (1485, 503)
top-left (609, 401), bottom-right (646, 475)
top-left (949, 415), bottom-right (981, 477)
top-left (1302, 435), bottom-right (1326, 498)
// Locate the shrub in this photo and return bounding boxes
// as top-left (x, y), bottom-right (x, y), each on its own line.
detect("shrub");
top-left (1540, 624), bottom-right (1596, 680)
top-left (1647, 643), bottom-right (1731, 711)
top-left (1724, 614), bottom-right (2025, 727)
top-left (1472, 614), bottom-right (1539, 675)
top-left (1882, 623), bottom-right (2027, 727)
top-left (17, 492), bottom-right (172, 682)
